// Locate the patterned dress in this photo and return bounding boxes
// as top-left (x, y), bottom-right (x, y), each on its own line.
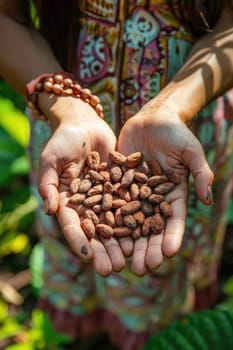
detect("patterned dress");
top-left (28, 1), bottom-right (233, 349)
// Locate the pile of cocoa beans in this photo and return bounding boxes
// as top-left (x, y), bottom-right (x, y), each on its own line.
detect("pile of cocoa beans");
top-left (69, 151), bottom-right (181, 240)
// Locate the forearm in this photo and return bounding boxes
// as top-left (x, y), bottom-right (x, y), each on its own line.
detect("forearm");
top-left (151, 8), bottom-right (233, 123)
top-left (0, 2), bottom-right (61, 96)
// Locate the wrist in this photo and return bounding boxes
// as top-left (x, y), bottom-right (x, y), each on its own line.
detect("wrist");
top-left (26, 72), bottom-right (104, 127)
top-left (38, 93), bottom-right (100, 129)
top-left (151, 79), bottom-right (205, 124)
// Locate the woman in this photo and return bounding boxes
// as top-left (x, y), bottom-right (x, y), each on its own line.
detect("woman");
top-left (0, 1), bottom-right (233, 349)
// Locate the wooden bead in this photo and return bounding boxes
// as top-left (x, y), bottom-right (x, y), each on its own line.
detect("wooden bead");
top-left (27, 72), bottom-right (105, 120)
top-left (89, 94), bottom-right (100, 107)
top-left (81, 88), bottom-right (92, 99)
top-left (52, 83), bottom-right (62, 94)
top-left (54, 74), bottom-right (63, 83)
top-left (43, 81), bottom-right (53, 92)
top-left (63, 78), bottom-right (73, 87)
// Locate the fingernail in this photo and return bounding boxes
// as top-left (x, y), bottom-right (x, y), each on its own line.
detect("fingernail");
top-left (81, 245), bottom-right (88, 256)
top-left (44, 199), bottom-right (50, 214)
top-left (205, 186), bottom-right (214, 204)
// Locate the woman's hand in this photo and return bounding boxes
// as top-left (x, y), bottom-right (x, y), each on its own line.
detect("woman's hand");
top-left (37, 97), bottom-right (126, 276)
top-left (117, 103), bottom-right (214, 275)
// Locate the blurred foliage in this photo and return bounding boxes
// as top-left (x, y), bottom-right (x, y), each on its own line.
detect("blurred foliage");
top-left (143, 309), bottom-right (233, 350)
top-left (0, 300), bottom-right (71, 349)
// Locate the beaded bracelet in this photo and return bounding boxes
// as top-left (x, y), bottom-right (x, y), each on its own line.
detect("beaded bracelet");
top-left (26, 71), bottom-right (104, 120)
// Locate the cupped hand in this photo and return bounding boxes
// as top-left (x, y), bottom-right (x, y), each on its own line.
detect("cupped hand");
top-left (117, 104), bottom-right (214, 275)
top-left (37, 98), bottom-right (126, 276)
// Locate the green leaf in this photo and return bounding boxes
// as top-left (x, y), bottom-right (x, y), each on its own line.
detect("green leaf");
top-left (143, 309), bottom-right (233, 350)
top-left (31, 310), bottom-right (72, 345)
top-left (0, 232), bottom-right (29, 256)
top-left (0, 300), bottom-right (8, 322)
top-left (10, 156), bottom-right (30, 175)
top-left (5, 343), bottom-right (35, 350)
top-left (29, 244), bottom-right (44, 296)
top-left (0, 98), bottom-right (29, 147)
top-left (223, 276), bottom-right (233, 296)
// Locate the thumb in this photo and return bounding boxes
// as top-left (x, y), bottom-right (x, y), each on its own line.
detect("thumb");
top-left (184, 141), bottom-right (214, 205)
top-left (38, 163), bottom-right (60, 215)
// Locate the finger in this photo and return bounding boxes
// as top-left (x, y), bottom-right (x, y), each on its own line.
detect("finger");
top-left (162, 196), bottom-right (187, 257)
top-left (183, 142), bottom-right (214, 205)
top-left (118, 236), bottom-right (134, 257)
top-left (131, 237), bottom-right (148, 276)
top-left (100, 236), bottom-right (126, 272)
top-left (145, 231), bottom-right (164, 270)
top-left (90, 238), bottom-right (112, 276)
top-left (57, 202), bottom-right (93, 261)
top-left (38, 164), bottom-right (59, 215)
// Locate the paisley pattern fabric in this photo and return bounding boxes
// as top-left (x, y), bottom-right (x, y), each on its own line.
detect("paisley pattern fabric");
top-left (28, 1), bottom-right (233, 349)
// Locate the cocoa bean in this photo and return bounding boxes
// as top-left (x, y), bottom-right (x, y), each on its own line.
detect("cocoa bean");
top-left (79, 178), bottom-right (93, 193)
top-left (83, 194), bottom-right (103, 207)
top-left (126, 152), bottom-right (142, 168)
top-left (96, 223), bottom-right (113, 238)
top-left (113, 226), bottom-right (132, 237)
top-left (154, 182), bottom-right (175, 195)
top-left (121, 169), bottom-right (135, 188)
top-left (121, 200), bottom-right (141, 215)
top-left (109, 151), bottom-right (127, 165)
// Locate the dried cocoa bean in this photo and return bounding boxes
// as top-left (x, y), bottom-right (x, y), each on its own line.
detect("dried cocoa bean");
top-left (148, 193), bottom-right (164, 204)
top-left (147, 175), bottom-right (168, 187)
top-left (84, 194), bottom-right (103, 207)
top-left (115, 208), bottom-right (124, 226)
top-left (98, 162), bottom-right (108, 171)
top-left (87, 184), bottom-right (103, 196)
top-left (105, 210), bottom-right (116, 227)
top-left (110, 165), bottom-right (122, 183)
top-left (139, 185), bottom-right (152, 200)
top-left (79, 178), bottom-right (93, 193)
top-left (130, 183), bottom-right (140, 201)
top-left (150, 213), bottom-right (164, 234)
top-left (112, 198), bottom-right (127, 208)
top-left (92, 204), bottom-right (102, 214)
top-left (102, 193), bottom-right (113, 211)
top-left (123, 214), bottom-right (137, 229)
top-left (99, 170), bottom-right (111, 182)
top-left (86, 151), bottom-right (100, 170)
top-left (159, 201), bottom-right (172, 217)
top-left (96, 223), bottom-right (113, 238)
top-left (134, 171), bottom-right (148, 183)
top-left (121, 169), bottom-right (135, 188)
top-left (103, 181), bottom-right (114, 194)
top-left (81, 218), bottom-right (96, 238)
top-left (142, 217), bottom-right (152, 236)
top-left (109, 151), bottom-right (127, 165)
top-left (118, 187), bottom-right (131, 202)
top-left (70, 178), bottom-right (81, 194)
top-left (126, 152), bottom-right (142, 168)
top-left (133, 210), bottom-right (145, 225)
top-left (141, 201), bottom-right (154, 217)
top-left (154, 182), bottom-right (175, 195)
top-left (88, 170), bottom-right (105, 183)
top-left (85, 209), bottom-right (100, 225)
top-left (69, 193), bottom-right (86, 204)
top-left (121, 200), bottom-right (141, 215)
top-left (113, 226), bottom-right (132, 237)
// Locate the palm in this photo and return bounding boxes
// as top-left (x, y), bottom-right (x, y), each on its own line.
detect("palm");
top-left (38, 118), bottom-right (126, 276)
top-left (117, 109), bottom-right (213, 273)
